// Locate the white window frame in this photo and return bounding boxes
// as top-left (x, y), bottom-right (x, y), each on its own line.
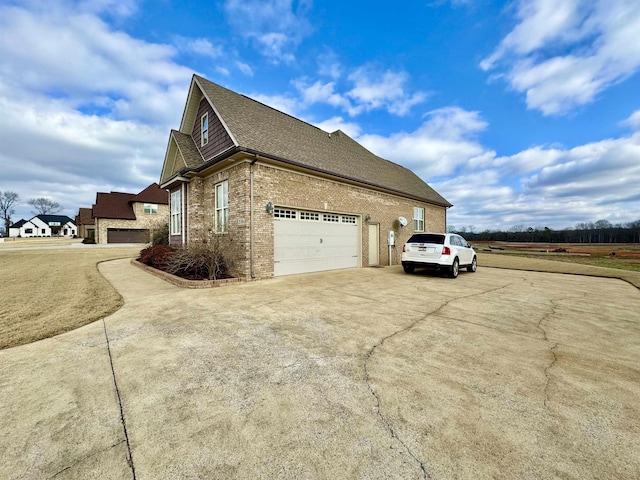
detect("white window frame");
top-left (414, 207), bottom-right (424, 232)
top-left (215, 180), bottom-right (229, 234)
top-left (170, 190), bottom-right (181, 235)
top-left (201, 112), bottom-right (209, 147)
top-left (144, 203), bottom-right (158, 214)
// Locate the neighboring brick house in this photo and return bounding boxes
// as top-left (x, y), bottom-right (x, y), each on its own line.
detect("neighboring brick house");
top-left (91, 183), bottom-right (169, 244)
top-left (75, 207), bottom-right (95, 239)
top-left (159, 74), bottom-right (451, 279)
top-left (9, 215), bottom-right (77, 237)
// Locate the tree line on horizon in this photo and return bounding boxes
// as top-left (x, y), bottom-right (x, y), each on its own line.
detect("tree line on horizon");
top-left (449, 219), bottom-right (640, 244)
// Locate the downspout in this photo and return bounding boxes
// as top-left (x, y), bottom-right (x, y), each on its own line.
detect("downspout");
top-left (249, 155), bottom-right (258, 279)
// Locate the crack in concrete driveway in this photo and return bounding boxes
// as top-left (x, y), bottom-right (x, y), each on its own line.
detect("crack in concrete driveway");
top-left (2, 262), bottom-right (640, 479)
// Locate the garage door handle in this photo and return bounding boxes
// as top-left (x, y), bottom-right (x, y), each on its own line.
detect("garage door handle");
top-left (320, 238), bottom-right (323, 243)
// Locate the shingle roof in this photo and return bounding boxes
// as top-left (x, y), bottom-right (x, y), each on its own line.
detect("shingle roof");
top-left (92, 184), bottom-right (168, 220)
top-left (172, 130), bottom-right (205, 169)
top-left (131, 183), bottom-right (169, 204)
top-left (92, 192), bottom-right (136, 220)
top-left (10, 219), bottom-right (27, 228)
top-left (192, 75), bottom-right (451, 207)
top-left (76, 208), bottom-right (94, 226)
top-left (36, 215), bottom-right (75, 225)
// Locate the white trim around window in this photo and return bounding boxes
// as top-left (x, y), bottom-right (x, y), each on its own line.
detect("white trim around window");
top-left (201, 112), bottom-right (209, 147)
top-left (144, 203), bottom-right (158, 214)
top-left (215, 180), bottom-right (229, 233)
top-left (413, 207), bottom-right (424, 231)
top-left (170, 190), bottom-right (181, 235)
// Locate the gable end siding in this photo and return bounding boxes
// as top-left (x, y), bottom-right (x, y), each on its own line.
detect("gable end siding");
top-left (192, 99), bottom-right (234, 161)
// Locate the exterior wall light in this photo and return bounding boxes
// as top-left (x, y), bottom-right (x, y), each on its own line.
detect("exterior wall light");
top-left (364, 214), bottom-right (371, 222)
top-left (265, 202), bottom-right (274, 214)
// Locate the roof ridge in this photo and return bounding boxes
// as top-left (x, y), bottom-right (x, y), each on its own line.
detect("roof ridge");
top-left (195, 75), bottom-right (331, 136)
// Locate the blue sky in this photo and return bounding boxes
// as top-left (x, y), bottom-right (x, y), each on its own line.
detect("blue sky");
top-left (1, 0), bottom-right (639, 232)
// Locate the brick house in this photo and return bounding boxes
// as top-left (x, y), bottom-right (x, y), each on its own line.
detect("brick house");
top-left (91, 183), bottom-right (169, 244)
top-left (159, 75), bottom-right (451, 279)
top-left (75, 207), bottom-right (95, 240)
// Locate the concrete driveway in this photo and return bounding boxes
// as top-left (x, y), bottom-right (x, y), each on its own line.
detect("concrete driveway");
top-left (1, 261), bottom-right (639, 479)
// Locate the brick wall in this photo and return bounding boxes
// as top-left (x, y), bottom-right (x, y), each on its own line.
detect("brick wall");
top-left (95, 203), bottom-right (169, 244)
top-left (183, 158), bottom-right (447, 279)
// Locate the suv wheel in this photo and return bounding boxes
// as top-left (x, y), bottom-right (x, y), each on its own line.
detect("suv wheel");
top-left (403, 264), bottom-right (415, 274)
top-left (450, 258), bottom-right (459, 278)
top-left (467, 256), bottom-right (477, 273)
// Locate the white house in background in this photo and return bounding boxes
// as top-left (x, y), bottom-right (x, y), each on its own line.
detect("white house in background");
top-left (8, 215), bottom-right (77, 238)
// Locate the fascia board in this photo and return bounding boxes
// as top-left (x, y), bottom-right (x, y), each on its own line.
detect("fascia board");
top-left (193, 76), bottom-right (239, 147)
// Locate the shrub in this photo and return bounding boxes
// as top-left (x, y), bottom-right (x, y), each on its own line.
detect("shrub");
top-left (139, 244), bottom-right (175, 269)
top-left (164, 241), bottom-right (227, 280)
top-left (152, 223), bottom-right (169, 245)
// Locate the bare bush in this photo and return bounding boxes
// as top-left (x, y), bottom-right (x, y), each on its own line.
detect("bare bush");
top-left (164, 241), bottom-right (227, 280)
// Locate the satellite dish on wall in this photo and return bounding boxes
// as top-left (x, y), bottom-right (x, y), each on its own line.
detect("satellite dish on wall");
top-left (398, 216), bottom-right (408, 227)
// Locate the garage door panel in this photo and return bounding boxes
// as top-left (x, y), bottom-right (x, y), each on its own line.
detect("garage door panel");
top-left (107, 228), bottom-right (149, 243)
top-left (274, 212), bottom-right (359, 276)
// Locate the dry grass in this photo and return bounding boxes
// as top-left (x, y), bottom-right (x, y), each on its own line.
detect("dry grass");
top-left (2, 243), bottom-right (639, 351)
top-left (0, 237), bottom-right (81, 248)
top-left (479, 251), bottom-right (640, 289)
top-left (0, 247), bottom-right (140, 350)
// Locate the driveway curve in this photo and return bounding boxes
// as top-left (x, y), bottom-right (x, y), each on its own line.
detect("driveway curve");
top-left (1, 260), bottom-right (639, 479)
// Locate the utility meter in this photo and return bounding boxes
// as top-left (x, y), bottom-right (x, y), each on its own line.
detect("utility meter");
top-left (388, 230), bottom-right (395, 246)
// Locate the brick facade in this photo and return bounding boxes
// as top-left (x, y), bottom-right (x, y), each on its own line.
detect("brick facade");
top-left (95, 203), bottom-right (169, 244)
top-left (175, 157), bottom-right (446, 279)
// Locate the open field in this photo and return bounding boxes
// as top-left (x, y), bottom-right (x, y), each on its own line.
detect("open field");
top-left (0, 246), bottom-right (141, 349)
top-left (0, 237), bottom-right (82, 248)
top-left (475, 241), bottom-right (640, 273)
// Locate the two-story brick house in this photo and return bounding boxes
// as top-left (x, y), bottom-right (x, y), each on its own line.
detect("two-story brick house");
top-left (159, 75), bottom-right (451, 279)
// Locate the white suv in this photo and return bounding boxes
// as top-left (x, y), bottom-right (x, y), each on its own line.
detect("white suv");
top-left (401, 233), bottom-right (477, 278)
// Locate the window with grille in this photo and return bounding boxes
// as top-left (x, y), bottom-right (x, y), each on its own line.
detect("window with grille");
top-left (413, 207), bottom-right (424, 231)
top-left (274, 208), bottom-right (296, 219)
top-left (323, 214), bottom-right (339, 222)
top-left (341, 216), bottom-right (357, 224)
top-left (201, 113), bottom-right (208, 146)
top-left (215, 180), bottom-right (229, 233)
top-left (144, 203), bottom-right (158, 214)
top-left (170, 190), bottom-right (181, 235)
top-left (300, 211), bottom-right (320, 221)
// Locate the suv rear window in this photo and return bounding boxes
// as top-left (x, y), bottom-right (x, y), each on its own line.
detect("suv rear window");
top-left (407, 234), bottom-right (445, 244)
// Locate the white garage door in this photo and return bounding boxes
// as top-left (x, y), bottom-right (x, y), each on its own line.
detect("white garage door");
top-left (274, 208), bottom-right (359, 276)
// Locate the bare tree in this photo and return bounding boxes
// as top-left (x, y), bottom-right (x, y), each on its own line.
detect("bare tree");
top-left (28, 197), bottom-right (62, 215)
top-left (0, 191), bottom-right (20, 234)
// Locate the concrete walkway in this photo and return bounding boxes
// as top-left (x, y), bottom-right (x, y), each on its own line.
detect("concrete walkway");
top-left (1, 261), bottom-right (639, 479)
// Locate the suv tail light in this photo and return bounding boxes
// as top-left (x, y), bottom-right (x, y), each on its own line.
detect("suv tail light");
top-left (442, 246), bottom-right (451, 255)
top-left (402, 244), bottom-right (406, 252)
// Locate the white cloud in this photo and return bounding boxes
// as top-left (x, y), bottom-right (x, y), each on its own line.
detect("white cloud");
top-left (0, 89), bottom-right (166, 220)
top-left (622, 110), bottom-right (640, 131)
top-left (317, 50), bottom-right (342, 79)
top-left (292, 66), bottom-right (427, 117)
top-left (236, 62), bottom-right (254, 76)
top-left (223, 0), bottom-right (313, 63)
top-left (0, 1), bottom-right (192, 220)
top-left (294, 79), bottom-right (352, 111)
top-left (358, 107), bottom-right (492, 178)
top-left (347, 67), bottom-right (427, 116)
top-left (174, 37), bottom-right (223, 58)
top-left (446, 131), bottom-right (640, 230)
top-left (481, 0), bottom-right (640, 115)
top-left (0, 3), bottom-right (192, 124)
